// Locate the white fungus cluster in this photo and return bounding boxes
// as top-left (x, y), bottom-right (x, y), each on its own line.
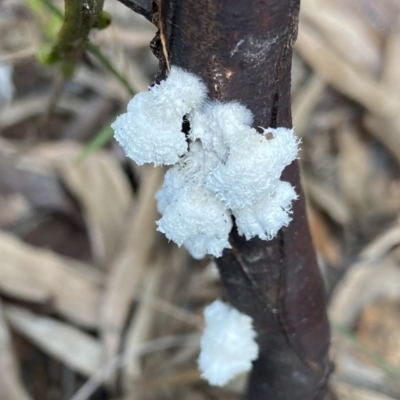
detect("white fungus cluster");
top-left (112, 66), bottom-right (300, 258)
top-left (112, 67), bottom-right (207, 166)
top-left (198, 300), bottom-right (259, 386)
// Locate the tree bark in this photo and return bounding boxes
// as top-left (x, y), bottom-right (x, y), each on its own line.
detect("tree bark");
top-left (118, 0), bottom-right (332, 398)
top-left (158, 1), bottom-right (332, 399)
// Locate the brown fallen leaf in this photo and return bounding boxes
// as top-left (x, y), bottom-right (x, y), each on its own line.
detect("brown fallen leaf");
top-left (295, 24), bottom-right (400, 117)
top-left (122, 260), bottom-right (164, 391)
top-left (300, 0), bottom-right (381, 76)
top-left (329, 259), bottom-right (400, 328)
top-left (22, 141), bottom-right (133, 270)
top-left (121, 257), bottom-right (205, 398)
top-left (303, 175), bottom-right (352, 225)
top-left (5, 305), bottom-right (103, 377)
top-left (332, 382), bottom-right (396, 400)
top-left (356, 298), bottom-right (400, 369)
top-left (62, 148), bottom-right (133, 270)
top-left (331, 325), bottom-right (400, 399)
top-left (363, 21), bottom-right (400, 166)
top-left (0, 230), bottom-right (104, 328)
top-left (70, 333), bottom-right (200, 400)
top-left (0, 95), bottom-right (85, 130)
top-left (361, 225), bottom-right (400, 261)
top-left (99, 166), bottom-right (163, 371)
top-left (0, 149), bottom-right (76, 215)
top-left (381, 20), bottom-right (400, 94)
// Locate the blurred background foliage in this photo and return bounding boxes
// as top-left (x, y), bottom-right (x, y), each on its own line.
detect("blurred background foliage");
top-left (1, 0), bottom-right (400, 399)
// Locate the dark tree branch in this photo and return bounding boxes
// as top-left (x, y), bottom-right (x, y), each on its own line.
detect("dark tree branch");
top-left (154, 0), bottom-right (332, 399)
top-left (115, 0), bottom-right (153, 21)
top-left (110, 0), bottom-right (334, 397)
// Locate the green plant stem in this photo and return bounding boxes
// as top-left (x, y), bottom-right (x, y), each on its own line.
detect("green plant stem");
top-left (40, 0), bottom-right (134, 95)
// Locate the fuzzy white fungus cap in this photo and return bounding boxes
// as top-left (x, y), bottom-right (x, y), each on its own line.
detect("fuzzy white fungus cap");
top-left (202, 101), bottom-right (254, 145)
top-left (157, 182), bottom-right (232, 259)
top-left (155, 141), bottom-right (220, 214)
top-left (156, 143), bottom-right (232, 259)
top-left (198, 300), bottom-right (259, 386)
top-left (112, 66), bottom-right (207, 166)
top-left (206, 127), bottom-right (299, 209)
top-left (189, 101), bottom-right (254, 161)
top-left (234, 181), bottom-right (298, 240)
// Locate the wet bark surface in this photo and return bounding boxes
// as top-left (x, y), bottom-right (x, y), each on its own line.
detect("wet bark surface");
top-left (117, 0), bottom-right (332, 398)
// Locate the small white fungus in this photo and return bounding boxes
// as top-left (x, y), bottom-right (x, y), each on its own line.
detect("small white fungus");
top-left (112, 66), bottom-right (207, 166)
top-left (198, 300), bottom-right (259, 386)
top-left (201, 100), bottom-right (254, 146)
top-left (189, 101), bottom-right (254, 161)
